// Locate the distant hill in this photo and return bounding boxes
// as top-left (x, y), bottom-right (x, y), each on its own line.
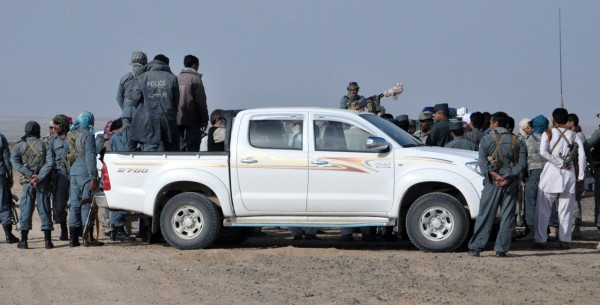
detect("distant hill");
top-left (0, 116), bottom-right (110, 143)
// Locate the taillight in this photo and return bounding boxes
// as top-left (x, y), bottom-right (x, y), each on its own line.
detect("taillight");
top-left (102, 163), bottom-right (111, 191)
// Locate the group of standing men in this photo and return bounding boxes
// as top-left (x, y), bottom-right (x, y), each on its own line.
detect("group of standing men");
top-left (339, 82), bottom-right (600, 256)
top-left (0, 51), bottom-right (210, 249)
top-left (0, 112), bottom-right (102, 249)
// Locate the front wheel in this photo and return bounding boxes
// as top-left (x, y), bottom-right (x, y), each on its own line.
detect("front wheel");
top-left (406, 192), bottom-right (469, 252)
top-left (160, 192), bottom-right (220, 250)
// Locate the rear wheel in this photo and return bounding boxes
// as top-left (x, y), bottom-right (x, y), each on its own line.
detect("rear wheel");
top-left (160, 192), bottom-right (220, 250)
top-left (406, 192), bottom-right (469, 252)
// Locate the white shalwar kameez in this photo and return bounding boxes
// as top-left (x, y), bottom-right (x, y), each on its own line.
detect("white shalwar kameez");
top-left (534, 127), bottom-right (586, 243)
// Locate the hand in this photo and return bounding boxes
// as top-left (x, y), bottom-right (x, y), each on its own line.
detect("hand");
top-left (29, 174), bottom-right (39, 188)
top-left (90, 179), bottom-right (98, 193)
top-left (496, 178), bottom-right (510, 187)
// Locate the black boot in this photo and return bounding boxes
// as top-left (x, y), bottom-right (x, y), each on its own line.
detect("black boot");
top-left (59, 222), bottom-right (69, 241)
top-left (3, 224), bottom-right (19, 244)
top-left (17, 230), bottom-right (29, 249)
top-left (114, 226), bottom-right (136, 242)
top-left (43, 230), bottom-right (54, 249)
top-left (69, 227), bottom-right (80, 248)
top-left (83, 229), bottom-right (104, 247)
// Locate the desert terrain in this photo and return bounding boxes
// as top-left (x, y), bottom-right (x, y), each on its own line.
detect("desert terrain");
top-left (1, 170), bottom-right (599, 305)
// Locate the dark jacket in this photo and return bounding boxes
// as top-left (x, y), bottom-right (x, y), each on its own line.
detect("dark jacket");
top-left (426, 118), bottom-right (451, 147)
top-left (129, 60), bottom-right (180, 144)
top-left (0, 133), bottom-right (12, 179)
top-left (177, 68), bottom-right (208, 129)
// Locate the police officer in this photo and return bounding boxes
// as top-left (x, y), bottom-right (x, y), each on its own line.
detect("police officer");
top-left (117, 51), bottom-right (147, 128)
top-left (107, 118), bottom-right (136, 242)
top-left (339, 82), bottom-right (366, 110)
top-left (426, 103), bottom-right (451, 147)
top-left (0, 132), bottom-right (19, 244)
top-left (414, 111), bottom-right (433, 143)
top-left (468, 112), bottom-right (527, 257)
top-left (67, 111), bottom-right (102, 247)
top-left (11, 121), bottom-right (55, 249)
top-left (394, 115), bottom-right (410, 132)
top-left (129, 54), bottom-right (180, 152)
top-left (445, 121), bottom-right (477, 151)
top-left (47, 114), bottom-right (71, 240)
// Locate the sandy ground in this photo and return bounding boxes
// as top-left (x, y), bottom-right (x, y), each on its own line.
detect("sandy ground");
top-left (1, 177), bottom-right (599, 305)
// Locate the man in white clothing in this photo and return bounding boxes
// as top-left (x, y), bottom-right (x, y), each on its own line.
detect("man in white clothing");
top-left (534, 108), bottom-right (586, 249)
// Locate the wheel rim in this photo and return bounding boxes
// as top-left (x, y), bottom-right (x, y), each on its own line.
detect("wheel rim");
top-left (171, 205), bottom-right (204, 240)
top-left (418, 206), bottom-right (454, 241)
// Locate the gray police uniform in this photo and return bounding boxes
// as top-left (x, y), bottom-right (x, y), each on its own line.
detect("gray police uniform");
top-left (468, 127), bottom-right (527, 254)
top-left (117, 65), bottom-right (146, 127)
top-left (445, 136), bottom-right (477, 151)
top-left (47, 133), bottom-right (70, 224)
top-left (11, 136), bottom-right (55, 231)
top-left (0, 133), bottom-right (13, 225)
top-left (67, 125), bottom-right (98, 229)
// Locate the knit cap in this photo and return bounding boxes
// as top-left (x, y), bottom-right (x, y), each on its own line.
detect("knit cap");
top-left (130, 51), bottom-right (148, 66)
top-left (24, 121), bottom-right (41, 138)
top-left (532, 115), bottom-right (549, 134)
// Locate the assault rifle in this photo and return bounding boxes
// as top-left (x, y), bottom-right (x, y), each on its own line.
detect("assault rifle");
top-left (560, 142), bottom-right (578, 169)
top-left (81, 195), bottom-right (100, 239)
top-left (7, 180), bottom-right (19, 230)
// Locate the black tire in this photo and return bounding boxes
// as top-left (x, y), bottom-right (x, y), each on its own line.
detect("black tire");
top-left (214, 227), bottom-right (253, 245)
top-left (160, 192), bottom-right (220, 250)
top-left (406, 192), bottom-right (470, 252)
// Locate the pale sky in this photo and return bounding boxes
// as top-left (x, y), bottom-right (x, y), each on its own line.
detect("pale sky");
top-left (1, 1), bottom-right (599, 131)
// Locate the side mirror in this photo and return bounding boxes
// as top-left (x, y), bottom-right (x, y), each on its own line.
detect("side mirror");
top-left (366, 136), bottom-right (389, 153)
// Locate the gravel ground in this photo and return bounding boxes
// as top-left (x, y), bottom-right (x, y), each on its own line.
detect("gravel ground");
top-left (1, 181), bottom-right (599, 305)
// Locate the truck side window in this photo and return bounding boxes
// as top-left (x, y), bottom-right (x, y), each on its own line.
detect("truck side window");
top-left (315, 120), bottom-right (372, 152)
top-left (249, 120), bottom-right (301, 150)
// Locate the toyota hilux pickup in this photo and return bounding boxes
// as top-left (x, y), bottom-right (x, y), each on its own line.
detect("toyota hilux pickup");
top-left (95, 107), bottom-right (484, 252)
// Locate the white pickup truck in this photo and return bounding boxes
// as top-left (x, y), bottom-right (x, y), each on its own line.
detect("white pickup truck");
top-left (95, 107), bottom-right (484, 252)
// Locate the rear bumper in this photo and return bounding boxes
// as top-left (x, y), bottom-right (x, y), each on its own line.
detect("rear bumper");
top-left (94, 192), bottom-right (108, 208)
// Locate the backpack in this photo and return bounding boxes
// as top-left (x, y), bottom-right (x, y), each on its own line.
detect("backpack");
top-left (487, 133), bottom-right (517, 172)
top-left (65, 130), bottom-right (80, 174)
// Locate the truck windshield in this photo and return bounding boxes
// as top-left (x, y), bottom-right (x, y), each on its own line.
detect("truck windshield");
top-left (359, 114), bottom-right (424, 147)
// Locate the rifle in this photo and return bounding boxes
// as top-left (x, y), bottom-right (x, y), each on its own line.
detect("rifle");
top-left (7, 181), bottom-right (20, 230)
top-left (81, 195), bottom-right (100, 238)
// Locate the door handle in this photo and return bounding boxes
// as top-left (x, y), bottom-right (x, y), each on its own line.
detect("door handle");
top-left (241, 158), bottom-right (258, 164)
top-left (311, 160), bottom-right (329, 165)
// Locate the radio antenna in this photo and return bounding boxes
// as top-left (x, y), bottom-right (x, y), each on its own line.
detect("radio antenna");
top-left (559, 7), bottom-right (564, 108)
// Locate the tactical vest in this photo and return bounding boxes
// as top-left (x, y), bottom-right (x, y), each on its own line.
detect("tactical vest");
top-left (18, 139), bottom-right (47, 184)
